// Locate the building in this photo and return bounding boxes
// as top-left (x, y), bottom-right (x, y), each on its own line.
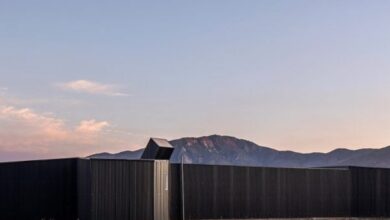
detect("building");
top-left (0, 138), bottom-right (389, 220)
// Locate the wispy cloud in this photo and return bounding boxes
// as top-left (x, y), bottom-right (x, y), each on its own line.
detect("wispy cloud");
top-left (76, 119), bottom-right (109, 133)
top-left (0, 104), bottom-right (118, 158)
top-left (0, 89), bottom-right (146, 162)
top-left (57, 80), bottom-right (129, 96)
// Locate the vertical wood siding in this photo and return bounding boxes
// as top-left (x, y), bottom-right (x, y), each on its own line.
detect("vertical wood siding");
top-left (170, 164), bottom-right (353, 220)
top-left (0, 159), bottom-right (79, 220)
top-left (90, 159), bottom-right (154, 220)
top-left (351, 167), bottom-right (390, 217)
top-left (1, 159), bottom-right (390, 220)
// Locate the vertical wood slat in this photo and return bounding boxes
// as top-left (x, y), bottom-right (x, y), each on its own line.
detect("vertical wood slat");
top-left (170, 164), bottom-right (354, 220)
top-left (90, 159), bottom-right (154, 220)
top-left (0, 158), bottom-right (79, 220)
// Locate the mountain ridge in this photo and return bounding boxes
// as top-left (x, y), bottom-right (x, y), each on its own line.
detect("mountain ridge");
top-left (88, 135), bottom-right (390, 168)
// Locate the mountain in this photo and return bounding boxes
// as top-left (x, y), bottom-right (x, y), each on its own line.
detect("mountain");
top-left (88, 149), bottom-right (144, 160)
top-left (88, 135), bottom-right (390, 168)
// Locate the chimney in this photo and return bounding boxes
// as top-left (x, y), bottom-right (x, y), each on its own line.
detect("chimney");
top-left (141, 138), bottom-right (174, 160)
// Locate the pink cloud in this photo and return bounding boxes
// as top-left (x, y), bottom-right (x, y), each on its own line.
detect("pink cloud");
top-left (57, 80), bottom-right (129, 96)
top-left (76, 120), bottom-right (109, 133)
top-left (0, 106), bottom-right (68, 140)
top-left (0, 105), bottom-right (119, 158)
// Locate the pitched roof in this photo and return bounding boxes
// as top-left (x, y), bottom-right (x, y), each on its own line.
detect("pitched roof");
top-left (151, 138), bottom-right (173, 148)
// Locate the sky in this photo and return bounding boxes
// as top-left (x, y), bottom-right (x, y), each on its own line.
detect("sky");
top-left (1, 0), bottom-right (390, 161)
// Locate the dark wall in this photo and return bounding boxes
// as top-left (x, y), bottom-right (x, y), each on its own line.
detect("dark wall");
top-left (2, 158), bottom-right (390, 220)
top-left (0, 159), bottom-right (156, 220)
top-left (90, 159), bottom-right (154, 220)
top-left (0, 159), bottom-right (79, 220)
top-left (170, 164), bottom-right (352, 220)
top-left (351, 167), bottom-right (390, 217)
top-left (77, 159), bottom-right (92, 220)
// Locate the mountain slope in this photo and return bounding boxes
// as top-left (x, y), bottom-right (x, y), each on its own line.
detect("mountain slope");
top-left (88, 135), bottom-right (390, 168)
top-left (88, 149), bottom-right (143, 160)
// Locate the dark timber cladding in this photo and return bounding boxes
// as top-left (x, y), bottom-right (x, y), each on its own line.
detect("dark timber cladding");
top-left (0, 158), bottom-right (80, 220)
top-left (90, 159), bottom-right (155, 220)
top-left (350, 167), bottom-right (390, 217)
top-left (90, 159), bottom-right (170, 220)
top-left (2, 155), bottom-right (390, 219)
top-left (0, 158), bottom-right (159, 220)
top-left (170, 164), bottom-right (352, 220)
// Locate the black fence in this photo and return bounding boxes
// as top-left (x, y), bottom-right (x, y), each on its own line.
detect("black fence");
top-left (350, 167), bottom-right (390, 217)
top-left (0, 158), bottom-right (156, 220)
top-left (170, 164), bottom-right (352, 220)
top-left (0, 158), bottom-right (80, 220)
top-left (1, 158), bottom-right (390, 220)
top-left (90, 159), bottom-right (155, 220)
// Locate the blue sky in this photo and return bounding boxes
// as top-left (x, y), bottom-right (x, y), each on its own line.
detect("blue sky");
top-left (1, 1), bottom-right (390, 161)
